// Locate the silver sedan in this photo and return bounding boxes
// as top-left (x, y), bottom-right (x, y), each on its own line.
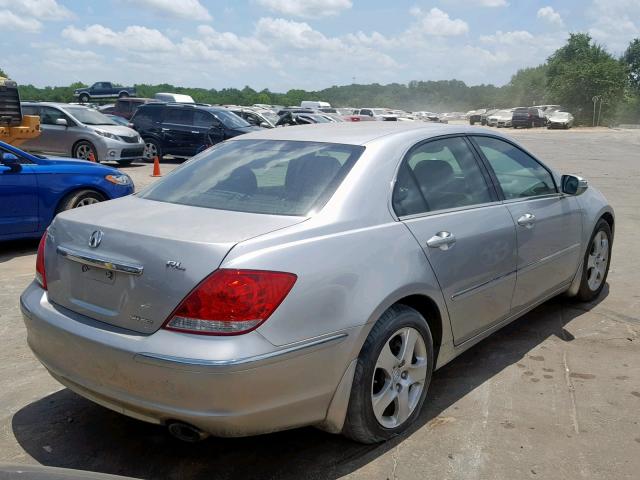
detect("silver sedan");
top-left (21, 123), bottom-right (614, 443)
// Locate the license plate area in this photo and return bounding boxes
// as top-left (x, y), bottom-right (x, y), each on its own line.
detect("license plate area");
top-left (80, 264), bottom-right (116, 285)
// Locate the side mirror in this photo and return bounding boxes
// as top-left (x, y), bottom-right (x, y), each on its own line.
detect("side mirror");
top-left (55, 118), bottom-right (68, 127)
top-left (561, 174), bottom-right (588, 195)
top-left (259, 122), bottom-right (270, 128)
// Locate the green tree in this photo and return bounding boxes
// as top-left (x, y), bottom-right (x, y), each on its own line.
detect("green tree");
top-left (546, 33), bottom-right (627, 124)
top-left (505, 65), bottom-right (548, 107)
top-left (622, 38), bottom-right (640, 91)
top-left (0, 67), bottom-right (7, 78)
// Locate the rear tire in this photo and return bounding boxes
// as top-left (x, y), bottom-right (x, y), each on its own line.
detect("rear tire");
top-left (342, 305), bottom-right (434, 444)
top-left (57, 189), bottom-right (105, 213)
top-left (576, 219), bottom-right (612, 302)
top-left (119, 92), bottom-right (129, 98)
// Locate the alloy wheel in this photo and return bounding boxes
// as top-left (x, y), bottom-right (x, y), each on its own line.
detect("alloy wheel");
top-left (143, 142), bottom-right (158, 160)
top-left (74, 197), bottom-right (100, 208)
top-left (586, 230), bottom-right (609, 291)
top-left (75, 144), bottom-right (93, 160)
top-left (371, 327), bottom-right (428, 429)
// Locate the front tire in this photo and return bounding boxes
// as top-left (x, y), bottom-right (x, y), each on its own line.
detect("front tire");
top-left (143, 138), bottom-right (163, 162)
top-left (576, 219), bottom-right (612, 302)
top-left (342, 305), bottom-right (434, 444)
top-left (73, 141), bottom-right (98, 161)
top-left (79, 94), bottom-right (90, 103)
top-left (57, 189), bottom-right (105, 212)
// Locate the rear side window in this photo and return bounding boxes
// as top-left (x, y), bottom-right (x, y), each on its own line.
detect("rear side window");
top-left (139, 140), bottom-right (365, 216)
top-left (132, 106), bottom-right (162, 129)
top-left (393, 137), bottom-right (493, 216)
top-left (472, 136), bottom-right (557, 199)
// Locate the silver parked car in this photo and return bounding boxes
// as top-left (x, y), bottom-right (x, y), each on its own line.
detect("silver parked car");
top-left (20, 102), bottom-right (145, 165)
top-left (21, 123), bottom-right (614, 443)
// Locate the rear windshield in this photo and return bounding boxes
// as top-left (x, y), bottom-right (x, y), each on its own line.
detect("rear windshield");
top-left (139, 140), bottom-right (365, 216)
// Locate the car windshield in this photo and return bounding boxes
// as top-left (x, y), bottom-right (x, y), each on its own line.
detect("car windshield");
top-left (64, 107), bottom-right (117, 125)
top-left (552, 112), bottom-right (570, 118)
top-left (211, 109), bottom-right (251, 129)
top-left (139, 140), bottom-right (365, 216)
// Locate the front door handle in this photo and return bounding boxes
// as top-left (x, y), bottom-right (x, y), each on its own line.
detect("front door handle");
top-left (517, 213), bottom-right (536, 228)
top-left (190, 130), bottom-right (200, 134)
top-left (161, 128), bottom-right (170, 132)
top-left (426, 231), bottom-right (456, 250)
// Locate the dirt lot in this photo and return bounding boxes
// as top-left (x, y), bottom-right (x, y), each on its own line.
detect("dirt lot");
top-left (1, 127), bottom-right (639, 479)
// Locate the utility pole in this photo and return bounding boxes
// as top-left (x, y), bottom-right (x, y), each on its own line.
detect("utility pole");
top-left (597, 97), bottom-right (605, 127)
top-left (592, 95), bottom-right (601, 127)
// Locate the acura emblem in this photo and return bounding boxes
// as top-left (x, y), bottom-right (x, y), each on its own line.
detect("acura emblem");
top-left (88, 230), bottom-right (103, 248)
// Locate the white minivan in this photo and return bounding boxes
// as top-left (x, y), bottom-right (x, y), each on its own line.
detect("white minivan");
top-left (154, 93), bottom-right (195, 103)
top-left (300, 100), bottom-right (331, 110)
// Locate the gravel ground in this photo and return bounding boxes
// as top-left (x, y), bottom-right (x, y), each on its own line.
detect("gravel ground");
top-left (0, 126), bottom-right (638, 479)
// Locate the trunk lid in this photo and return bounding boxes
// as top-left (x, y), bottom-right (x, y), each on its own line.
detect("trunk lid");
top-left (45, 196), bottom-right (305, 334)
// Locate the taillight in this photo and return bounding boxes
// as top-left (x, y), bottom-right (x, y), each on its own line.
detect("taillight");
top-left (164, 269), bottom-right (297, 335)
top-left (35, 233), bottom-right (47, 290)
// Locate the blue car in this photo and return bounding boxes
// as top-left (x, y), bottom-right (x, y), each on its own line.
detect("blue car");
top-left (0, 140), bottom-right (134, 241)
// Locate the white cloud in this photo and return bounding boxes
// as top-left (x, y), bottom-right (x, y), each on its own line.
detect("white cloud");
top-left (0, 9), bottom-right (41, 32)
top-left (480, 30), bottom-right (535, 45)
top-left (0, 0), bottom-right (73, 20)
top-left (127, 0), bottom-right (211, 21)
top-left (537, 6), bottom-right (563, 27)
top-left (410, 7), bottom-right (469, 36)
top-left (256, 0), bottom-right (352, 18)
top-left (443, 0), bottom-right (508, 7)
top-left (62, 24), bottom-right (175, 52)
top-left (587, 0), bottom-right (640, 53)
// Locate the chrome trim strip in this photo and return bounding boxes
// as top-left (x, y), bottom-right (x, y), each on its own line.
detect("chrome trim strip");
top-left (136, 333), bottom-right (348, 369)
top-left (451, 270), bottom-right (516, 301)
top-left (56, 246), bottom-right (144, 276)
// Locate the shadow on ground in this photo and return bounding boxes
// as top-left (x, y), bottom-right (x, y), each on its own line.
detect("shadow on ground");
top-left (11, 291), bottom-right (607, 480)
top-left (0, 239), bottom-right (39, 263)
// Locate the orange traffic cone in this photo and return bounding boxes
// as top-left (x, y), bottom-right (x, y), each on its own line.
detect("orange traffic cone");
top-left (87, 151), bottom-right (96, 162)
top-left (151, 156), bottom-right (162, 177)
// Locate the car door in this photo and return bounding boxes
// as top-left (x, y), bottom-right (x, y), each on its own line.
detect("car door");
top-left (394, 135), bottom-right (518, 345)
top-left (92, 82), bottom-right (110, 97)
top-left (470, 135), bottom-right (582, 314)
top-left (36, 106), bottom-right (73, 155)
top-left (192, 110), bottom-right (222, 154)
top-left (160, 107), bottom-right (194, 156)
top-left (0, 149), bottom-right (38, 236)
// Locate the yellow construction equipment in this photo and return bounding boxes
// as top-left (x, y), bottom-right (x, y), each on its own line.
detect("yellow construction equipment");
top-left (0, 76), bottom-right (40, 146)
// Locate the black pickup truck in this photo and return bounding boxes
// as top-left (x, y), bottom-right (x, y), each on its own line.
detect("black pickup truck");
top-left (74, 82), bottom-right (136, 103)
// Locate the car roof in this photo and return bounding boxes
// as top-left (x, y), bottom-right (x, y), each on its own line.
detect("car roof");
top-left (231, 122), bottom-right (506, 146)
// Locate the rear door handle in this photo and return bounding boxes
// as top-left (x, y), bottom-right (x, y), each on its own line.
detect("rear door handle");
top-left (517, 213), bottom-right (536, 228)
top-left (426, 231), bottom-right (456, 250)
top-left (190, 130), bottom-right (200, 134)
top-left (161, 128), bottom-right (170, 132)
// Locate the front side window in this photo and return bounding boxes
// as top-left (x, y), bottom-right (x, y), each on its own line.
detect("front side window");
top-left (472, 136), bottom-right (556, 200)
top-left (393, 136), bottom-right (493, 216)
top-left (40, 107), bottom-right (67, 125)
top-left (193, 111), bottom-right (214, 128)
top-left (140, 140), bottom-right (365, 216)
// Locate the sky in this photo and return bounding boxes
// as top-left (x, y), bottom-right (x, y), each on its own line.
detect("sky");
top-left (1, 0), bottom-right (639, 92)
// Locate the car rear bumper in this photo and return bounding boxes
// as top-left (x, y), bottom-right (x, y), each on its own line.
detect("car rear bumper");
top-left (20, 281), bottom-right (354, 437)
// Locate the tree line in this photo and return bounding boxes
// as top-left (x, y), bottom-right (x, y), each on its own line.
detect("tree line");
top-left (6, 33), bottom-right (640, 126)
